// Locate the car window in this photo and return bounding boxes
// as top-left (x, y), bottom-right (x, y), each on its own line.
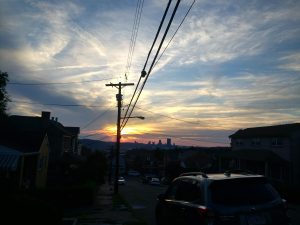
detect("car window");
top-left (165, 180), bottom-right (180, 200)
top-left (210, 177), bottom-right (280, 206)
top-left (175, 179), bottom-right (202, 202)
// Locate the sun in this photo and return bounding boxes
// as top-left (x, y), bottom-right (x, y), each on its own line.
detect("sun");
top-left (121, 127), bottom-right (139, 135)
top-left (104, 124), bottom-right (156, 136)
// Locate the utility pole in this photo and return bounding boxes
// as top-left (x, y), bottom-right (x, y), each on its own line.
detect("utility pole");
top-left (105, 82), bottom-right (134, 194)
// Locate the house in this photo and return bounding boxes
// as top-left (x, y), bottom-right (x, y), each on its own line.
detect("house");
top-left (0, 124), bottom-right (49, 189)
top-left (221, 123), bottom-right (300, 190)
top-left (4, 111), bottom-right (80, 165)
top-left (0, 111), bottom-right (80, 187)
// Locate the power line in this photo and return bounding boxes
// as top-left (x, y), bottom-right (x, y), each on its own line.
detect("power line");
top-left (122, 0), bottom-right (181, 130)
top-left (135, 106), bottom-right (198, 125)
top-left (81, 107), bottom-right (113, 129)
top-left (121, 0), bottom-right (172, 127)
top-left (80, 132), bottom-right (110, 139)
top-left (8, 77), bottom-right (117, 85)
top-left (153, 0), bottom-right (196, 70)
top-left (124, 0), bottom-right (144, 81)
top-left (10, 100), bottom-right (105, 108)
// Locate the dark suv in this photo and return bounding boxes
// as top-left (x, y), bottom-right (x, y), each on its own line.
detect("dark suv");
top-left (155, 171), bottom-right (290, 225)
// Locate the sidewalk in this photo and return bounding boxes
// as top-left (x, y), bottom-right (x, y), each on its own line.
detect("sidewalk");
top-left (63, 183), bottom-right (141, 225)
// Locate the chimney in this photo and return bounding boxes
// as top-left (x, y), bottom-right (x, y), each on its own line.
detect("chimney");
top-left (41, 111), bottom-right (51, 120)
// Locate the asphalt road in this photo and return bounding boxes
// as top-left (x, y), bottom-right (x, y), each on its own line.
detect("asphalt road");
top-left (119, 176), bottom-right (300, 225)
top-left (119, 176), bottom-right (167, 225)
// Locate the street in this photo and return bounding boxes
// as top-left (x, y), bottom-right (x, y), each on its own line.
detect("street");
top-left (119, 176), bottom-right (167, 225)
top-left (119, 176), bottom-right (300, 225)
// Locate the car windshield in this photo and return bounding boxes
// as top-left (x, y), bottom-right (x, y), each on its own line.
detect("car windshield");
top-left (210, 177), bottom-right (280, 206)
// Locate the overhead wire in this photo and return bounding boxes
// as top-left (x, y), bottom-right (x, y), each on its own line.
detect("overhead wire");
top-left (81, 107), bottom-right (113, 129)
top-left (121, 0), bottom-right (172, 127)
top-left (124, 0), bottom-right (144, 81)
top-left (122, 0), bottom-right (181, 130)
top-left (12, 99), bottom-right (201, 126)
top-left (10, 100), bottom-right (106, 108)
top-left (134, 105), bottom-right (198, 125)
top-left (153, 0), bottom-right (196, 70)
top-left (8, 77), bottom-right (117, 85)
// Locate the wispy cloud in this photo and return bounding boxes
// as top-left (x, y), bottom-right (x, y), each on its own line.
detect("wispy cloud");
top-left (279, 53), bottom-right (300, 71)
top-left (1, 0), bottom-right (299, 146)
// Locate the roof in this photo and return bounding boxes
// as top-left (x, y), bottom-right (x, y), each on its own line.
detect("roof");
top-left (7, 115), bottom-right (74, 136)
top-left (229, 123), bottom-right (300, 138)
top-left (0, 145), bottom-right (21, 171)
top-left (219, 149), bottom-right (288, 163)
top-left (0, 116), bottom-right (46, 153)
top-left (177, 172), bottom-right (263, 181)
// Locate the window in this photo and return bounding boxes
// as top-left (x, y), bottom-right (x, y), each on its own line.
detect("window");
top-left (178, 180), bottom-right (202, 202)
top-left (236, 139), bottom-right (243, 146)
top-left (210, 178), bottom-right (279, 206)
top-left (271, 138), bottom-right (283, 147)
top-left (165, 181), bottom-right (180, 200)
top-left (166, 179), bottom-right (203, 203)
top-left (251, 138), bottom-right (261, 146)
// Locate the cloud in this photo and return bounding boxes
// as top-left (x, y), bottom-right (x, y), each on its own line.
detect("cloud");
top-left (279, 53), bottom-right (300, 71)
top-left (150, 0), bottom-right (300, 70)
top-left (1, 0), bottom-right (300, 147)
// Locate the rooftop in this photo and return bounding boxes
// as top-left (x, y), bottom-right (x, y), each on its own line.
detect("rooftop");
top-left (230, 123), bottom-right (300, 138)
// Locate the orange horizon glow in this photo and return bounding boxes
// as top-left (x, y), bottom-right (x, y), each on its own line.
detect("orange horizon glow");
top-left (103, 124), bottom-right (159, 136)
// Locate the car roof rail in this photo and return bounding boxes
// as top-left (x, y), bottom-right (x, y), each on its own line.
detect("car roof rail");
top-left (179, 172), bottom-right (208, 178)
top-left (224, 169), bottom-right (255, 177)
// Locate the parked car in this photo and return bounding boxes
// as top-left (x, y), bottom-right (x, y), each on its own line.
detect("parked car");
top-left (150, 177), bottom-right (161, 186)
top-left (160, 176), bottom-right (172, 185)
top-left (141, 174), bottom-right (156, 184)
top-left (155, 170), bottom-right (290, 225)
top-left (118, 176), bottom-right (126, 185)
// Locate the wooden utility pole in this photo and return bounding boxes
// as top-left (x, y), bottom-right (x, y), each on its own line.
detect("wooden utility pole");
top-left (105, 82), bottom-right (134, 194)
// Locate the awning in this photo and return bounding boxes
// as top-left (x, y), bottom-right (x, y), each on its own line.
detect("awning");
top-left (0, 145), bottom-right (21, 171)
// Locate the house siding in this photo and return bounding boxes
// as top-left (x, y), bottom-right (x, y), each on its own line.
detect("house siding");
top-left (290, 132), bottom-right (300, 187)
top-left (229, 123), bottom-right (300, 190)
top-left (35, 135), bottom-right (49, 188)
top-left (231, 137), bottom-right (291, 161)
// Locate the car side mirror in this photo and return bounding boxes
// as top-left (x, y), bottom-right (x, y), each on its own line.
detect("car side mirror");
top-left (157, 193), bottom-right (165, 201)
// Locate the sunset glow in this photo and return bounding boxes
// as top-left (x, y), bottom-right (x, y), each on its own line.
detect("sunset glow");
top-left (1, 0), bottom-right (299, 146)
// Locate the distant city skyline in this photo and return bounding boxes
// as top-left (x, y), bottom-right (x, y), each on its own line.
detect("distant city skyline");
top-left (1, 0), bottom-right (299, 147)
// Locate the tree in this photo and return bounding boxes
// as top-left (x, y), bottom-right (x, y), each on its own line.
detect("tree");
top-left (0, 71), bottom-right (9, 117)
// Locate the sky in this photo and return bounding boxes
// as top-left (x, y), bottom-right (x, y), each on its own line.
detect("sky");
top-left (0, 0), bottom-right (299, 147)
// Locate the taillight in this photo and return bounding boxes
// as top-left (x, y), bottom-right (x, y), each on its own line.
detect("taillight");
top-left (198, 206), bottom-right (215, 223)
